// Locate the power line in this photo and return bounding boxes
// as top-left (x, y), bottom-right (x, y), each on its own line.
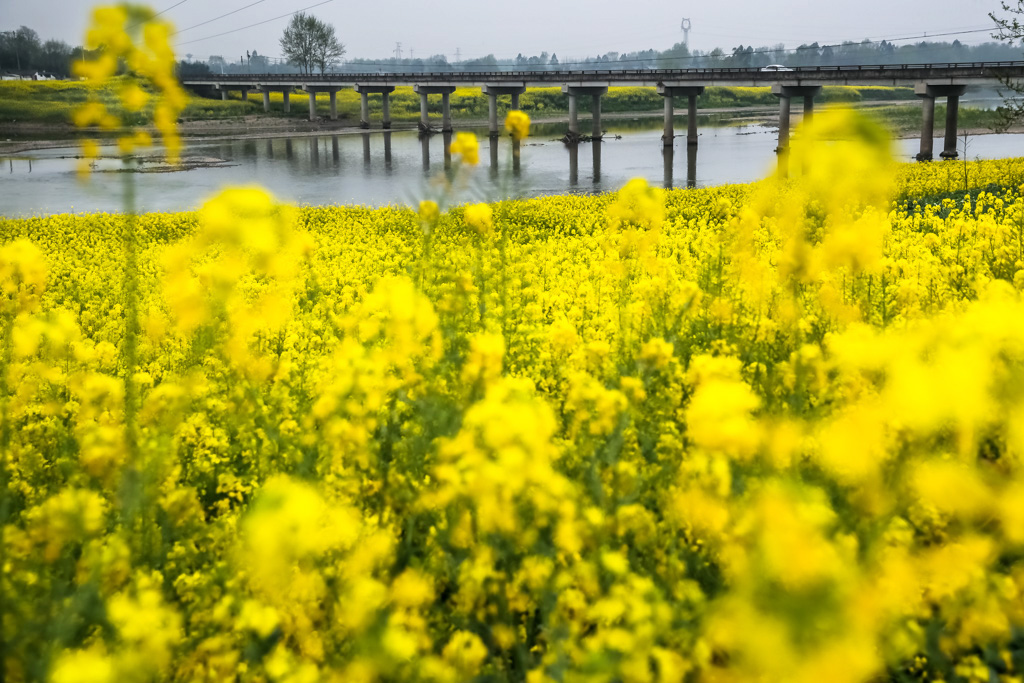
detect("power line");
top-left (183, 25), bottom-right (1003, 69)
top-left (152, 0), bottom-right (191, 20)
top-left (175, 0), bottom-right (335, 47)
top-left (172, 0), bottom-right (268, 36)
top-left (126, 0), bottom-right (190, 30)
top-left (319, 27), bottom-right (1004, 70)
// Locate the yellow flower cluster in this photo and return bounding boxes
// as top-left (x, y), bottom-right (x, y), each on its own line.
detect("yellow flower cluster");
top-left (73, 4), bottom-right (186, 170)
top-left (4, 109), bottom-right (1024, 683)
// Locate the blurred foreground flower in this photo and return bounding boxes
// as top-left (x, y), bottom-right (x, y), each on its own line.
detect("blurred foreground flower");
top-left (73, 3), bottom-right (186, 175)
top-left (505, 110), bottom-right (530, 141)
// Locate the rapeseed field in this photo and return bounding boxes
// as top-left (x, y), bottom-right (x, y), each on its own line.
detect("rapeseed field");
top-left (4, 4), bottom-right (1024, 683)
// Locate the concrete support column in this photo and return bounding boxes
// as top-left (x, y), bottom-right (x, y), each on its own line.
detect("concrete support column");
top-left (482, 84), bottom-right (526, 136)
top-left (488, 93), bottom-right (498, 136)
top-left (658, 86), bottom-right (704, 148)
top-left (915, 83), bottom-right (966, 161)
top-left (918, 95), bottom-right (935, 161)
top-left (283, 90), bottom-right (290, 113)
top-left (420, 93), bottom-right (429, 130)
top-left (771, 84), bottom-right (822, 155)
top-left (221, 89), bottom-right (228, 101)
top-left (774, 96), bottom-right (790, 154)
top-left (563, 86), bottom-right (607, 138)
top-left (803, 95), bottom-right (814, 124)
top-left (355, 85), bottom-right (396, 129)
top-left (441, 92), bottom-right (452, 132)
top-left (663, 95), bottom-right (674, 145)
top-left (262, 88), bottom-right (270, 112)
top-left (308, 91), bottom-right (317, 122)
top-left (777, 95), bottom-right (791, 154)
top-left (687, 93), bottom-right (699, 146)
top-left (359, 92), bottom-right (369, 128)
top-left (329, 90), bottom-right (337, 121)
top-left (942, 94), bottom-right (960, 159)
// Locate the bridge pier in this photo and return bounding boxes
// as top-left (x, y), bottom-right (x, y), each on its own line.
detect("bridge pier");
top-left (771, 84), bottom-right (821, 155)
top-left (915, 83), bottom-right (967, 161)
top-left (283, 90), bottom-right (290, 113)
top-left (563, 85), bottom-right (608, 139)
top-left (413, 85), bottom-right (457, 132)
top-left (658, 85), bottom-right (704, 147)
top-left (482, 84), bottom-right (527, 137)
top-left (354, 85), bottom-right (396, 129)
top-left (262, 89), bottom-right (270, 112)
top-left (300, 86), bottom-right (343, 121)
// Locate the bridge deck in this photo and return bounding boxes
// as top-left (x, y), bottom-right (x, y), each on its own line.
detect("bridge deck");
top-left (183, 61), bottom-right (1024, 89)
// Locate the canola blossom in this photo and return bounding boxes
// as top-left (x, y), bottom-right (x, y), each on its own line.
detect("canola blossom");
top-left (5, 97), bottom-right (1024, 683)
top-left (72, 4), bottom-right (186, 171)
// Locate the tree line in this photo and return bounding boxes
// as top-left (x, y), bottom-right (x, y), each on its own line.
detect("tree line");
top-left (3, 16), bottom-right (1023, 80)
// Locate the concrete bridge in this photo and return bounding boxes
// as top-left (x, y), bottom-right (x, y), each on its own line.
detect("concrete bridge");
top-left (182, 61), bottom-right (1024, 162)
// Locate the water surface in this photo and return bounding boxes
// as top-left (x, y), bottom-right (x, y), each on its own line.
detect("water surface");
top-left (2, 117), bottom-right (1023, 217)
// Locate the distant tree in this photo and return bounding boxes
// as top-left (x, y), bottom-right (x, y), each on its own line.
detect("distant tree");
top-left (0, 26), bottom-right (41, 71)
top-left (38, 39), bottom-right (73, 75)
top-left (280, 13), bottom-right (344, 75)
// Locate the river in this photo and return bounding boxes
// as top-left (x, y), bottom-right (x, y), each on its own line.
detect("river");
top-left (2, 115), bottom-right (1024, 217)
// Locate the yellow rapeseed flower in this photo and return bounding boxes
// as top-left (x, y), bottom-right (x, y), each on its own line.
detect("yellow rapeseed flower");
top-left (464, 203), bottom-right (493, 236)
top-left (505, 110), bottom-right (530, 141)
top-left (449, 132), bottom-right (479, 165)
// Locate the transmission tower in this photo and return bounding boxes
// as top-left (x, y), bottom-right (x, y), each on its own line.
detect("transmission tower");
top-left (681, 18), bottom-right (691, 48)
top-left (455, 47), bottom-right (461, 63)
top-left (394, 42), bottom-right (403, 60)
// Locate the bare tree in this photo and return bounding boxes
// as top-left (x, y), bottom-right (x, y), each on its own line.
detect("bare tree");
top-left (989, 2), bottom-right (1024, 130)
top-left (280, 13), bottom-right (344, 75)
top-left (311, 21), bottom-right (345, 74)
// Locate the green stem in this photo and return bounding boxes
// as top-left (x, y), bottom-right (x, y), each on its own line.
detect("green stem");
top-left (0, 306), bottom-right (13, 679)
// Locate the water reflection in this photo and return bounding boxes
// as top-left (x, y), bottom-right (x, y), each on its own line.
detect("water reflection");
top-left (443, 131), bottom-right (452, 171)
top-left (569, 143), bottom-right (578, 186)
top-left (687, 146), bottom-right (697, 188)
top-left (489, 136), bottom-right (499, 180)
top-left (10, 122), bottom-right (1024, 216)
top-left (662, 145), bottom-right (699, 189)
top-left (566, 142), bottom-right (601, 186)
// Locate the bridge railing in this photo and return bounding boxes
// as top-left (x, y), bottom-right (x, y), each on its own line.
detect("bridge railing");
top-left (181, 61), bottom-right (1024, 84)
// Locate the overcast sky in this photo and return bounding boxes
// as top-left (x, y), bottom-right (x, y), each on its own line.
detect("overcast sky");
top-left (1, 0), bottom-right (1005, 65)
